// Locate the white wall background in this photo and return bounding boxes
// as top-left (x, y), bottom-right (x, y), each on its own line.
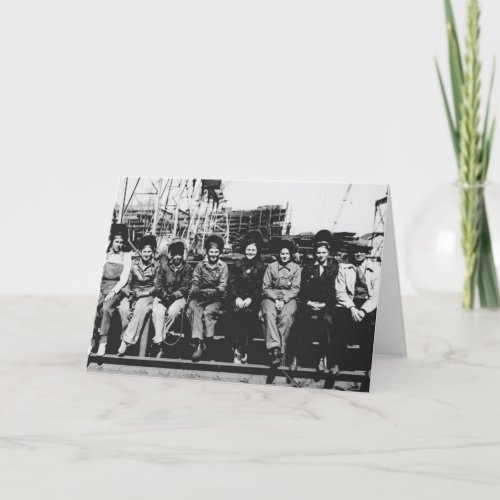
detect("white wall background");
top-left (0, 0), bottom-right (499, 295)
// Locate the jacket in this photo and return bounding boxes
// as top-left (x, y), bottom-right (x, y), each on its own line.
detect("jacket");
top-left (262, 261), bottom-right (301, 303)
top-left (155, 257), bottom-right (192, 302)
top-left (229, 257), bottom-right (267, 303)
top-left (190, 257), bottom-right (229, 301)
top-left (300, 259), bottom-right (338, 308)
top-left (126, 258), bottom-right (159, 298)
top-left (335, 260), bottom-right (381, 313)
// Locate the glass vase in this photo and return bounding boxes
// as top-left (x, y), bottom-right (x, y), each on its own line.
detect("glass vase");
top-left (406, 182), bottom-right (500, 309)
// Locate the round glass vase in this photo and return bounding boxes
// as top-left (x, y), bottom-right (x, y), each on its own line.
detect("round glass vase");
top-left (406, 181), bottom-right (500, 309)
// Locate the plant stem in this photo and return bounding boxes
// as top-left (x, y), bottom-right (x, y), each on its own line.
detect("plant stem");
top-left (460, 184), bottom-right (482, 309)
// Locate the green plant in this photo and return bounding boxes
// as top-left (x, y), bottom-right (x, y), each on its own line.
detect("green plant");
top-left (435, 0), bottom-right (500, 309)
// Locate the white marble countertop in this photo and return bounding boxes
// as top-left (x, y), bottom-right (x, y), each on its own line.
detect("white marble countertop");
top-left (1, 295), bottom-right (499, 499)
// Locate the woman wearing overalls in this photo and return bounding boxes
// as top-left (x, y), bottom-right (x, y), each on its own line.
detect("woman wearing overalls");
top-left (94, 224), bottom-right (132, 356)
top-left (118, 235), bottom-right (159, 355)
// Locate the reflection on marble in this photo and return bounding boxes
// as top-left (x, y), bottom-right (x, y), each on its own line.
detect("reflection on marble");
top-left (0, 295), bottom-right (499, 499)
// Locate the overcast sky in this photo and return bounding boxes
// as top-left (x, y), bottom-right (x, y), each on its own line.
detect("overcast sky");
top-left (224, 180), bottom-right (387, 236)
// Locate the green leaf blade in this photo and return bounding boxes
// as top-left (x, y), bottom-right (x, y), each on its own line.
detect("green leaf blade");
top-left (436, 59), bottom-right (460, 166)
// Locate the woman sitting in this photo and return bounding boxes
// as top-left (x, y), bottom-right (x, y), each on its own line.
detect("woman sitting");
top-left (118, 235), bottom-right (159, 355)
top-left (229, 231), bottom-right (266, 364)
top-left (187, 234), bottom-right (229, 362)
top-left (227, 231), bottom-right (266, 364)
top-left (94, 224), bottom-right (132, 356)
top-left (260, 237), bottom-right (301, 367)
top-left (150, 239), bottom-right (192, 358)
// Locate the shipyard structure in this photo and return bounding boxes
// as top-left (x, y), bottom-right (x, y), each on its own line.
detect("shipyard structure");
top-left (113, 178), bottom-right (386, 261)
top-left (114, 178), bottom-right (290, 256)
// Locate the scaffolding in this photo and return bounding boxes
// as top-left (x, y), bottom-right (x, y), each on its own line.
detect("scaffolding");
top-left (118, 178), bottom-right (230, 255)
top-left (371, 195), bottom-right (387, 260)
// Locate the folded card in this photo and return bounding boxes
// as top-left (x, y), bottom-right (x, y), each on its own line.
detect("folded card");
top-left (87, 178), bottom-right (405, 391)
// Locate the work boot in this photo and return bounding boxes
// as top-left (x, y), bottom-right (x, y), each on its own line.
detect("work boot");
top-left (149, 342), bottom-right (162, 358)
top-left (289, 356), bottom-right (298, 371)
top-left (192, 340), bottom-right (205, 362)
top-left (269, 347), bottom-right (282, 368)
top-left (156, 343), bottom-right (166, 359)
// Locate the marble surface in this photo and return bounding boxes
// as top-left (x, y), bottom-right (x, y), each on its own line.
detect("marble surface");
top-left (1, 295), bottom-right (499, 499)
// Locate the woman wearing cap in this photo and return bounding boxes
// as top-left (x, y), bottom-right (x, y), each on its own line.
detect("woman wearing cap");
top-left (332, 238), bottom-right (380, 377)
top-left (93, 224), bottom-right (132, 356)
top-left (150, 239), bottom-right (192, 358)
top-left (118, 235), bottom-right (159, 355)
top-left (260, 237), bottom-right (301, 367)
top-left (227, 231), bottom-right (267, 364)
top-left (187, 234), bottom-right (229, 361)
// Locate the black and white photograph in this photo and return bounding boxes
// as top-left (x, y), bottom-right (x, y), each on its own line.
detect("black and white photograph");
top-left (87, 178), bottom-right (388, 391)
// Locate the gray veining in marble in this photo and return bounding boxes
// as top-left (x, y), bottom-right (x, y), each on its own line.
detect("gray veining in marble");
top-left (0, 295), bottom-right (499, 499)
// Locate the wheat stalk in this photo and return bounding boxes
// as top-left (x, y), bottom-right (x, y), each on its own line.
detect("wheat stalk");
top-left (436, 0), bottom-right (500, 309)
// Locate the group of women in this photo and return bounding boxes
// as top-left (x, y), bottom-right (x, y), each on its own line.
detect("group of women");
top-left (92, 223), bottom-right (379, 375)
